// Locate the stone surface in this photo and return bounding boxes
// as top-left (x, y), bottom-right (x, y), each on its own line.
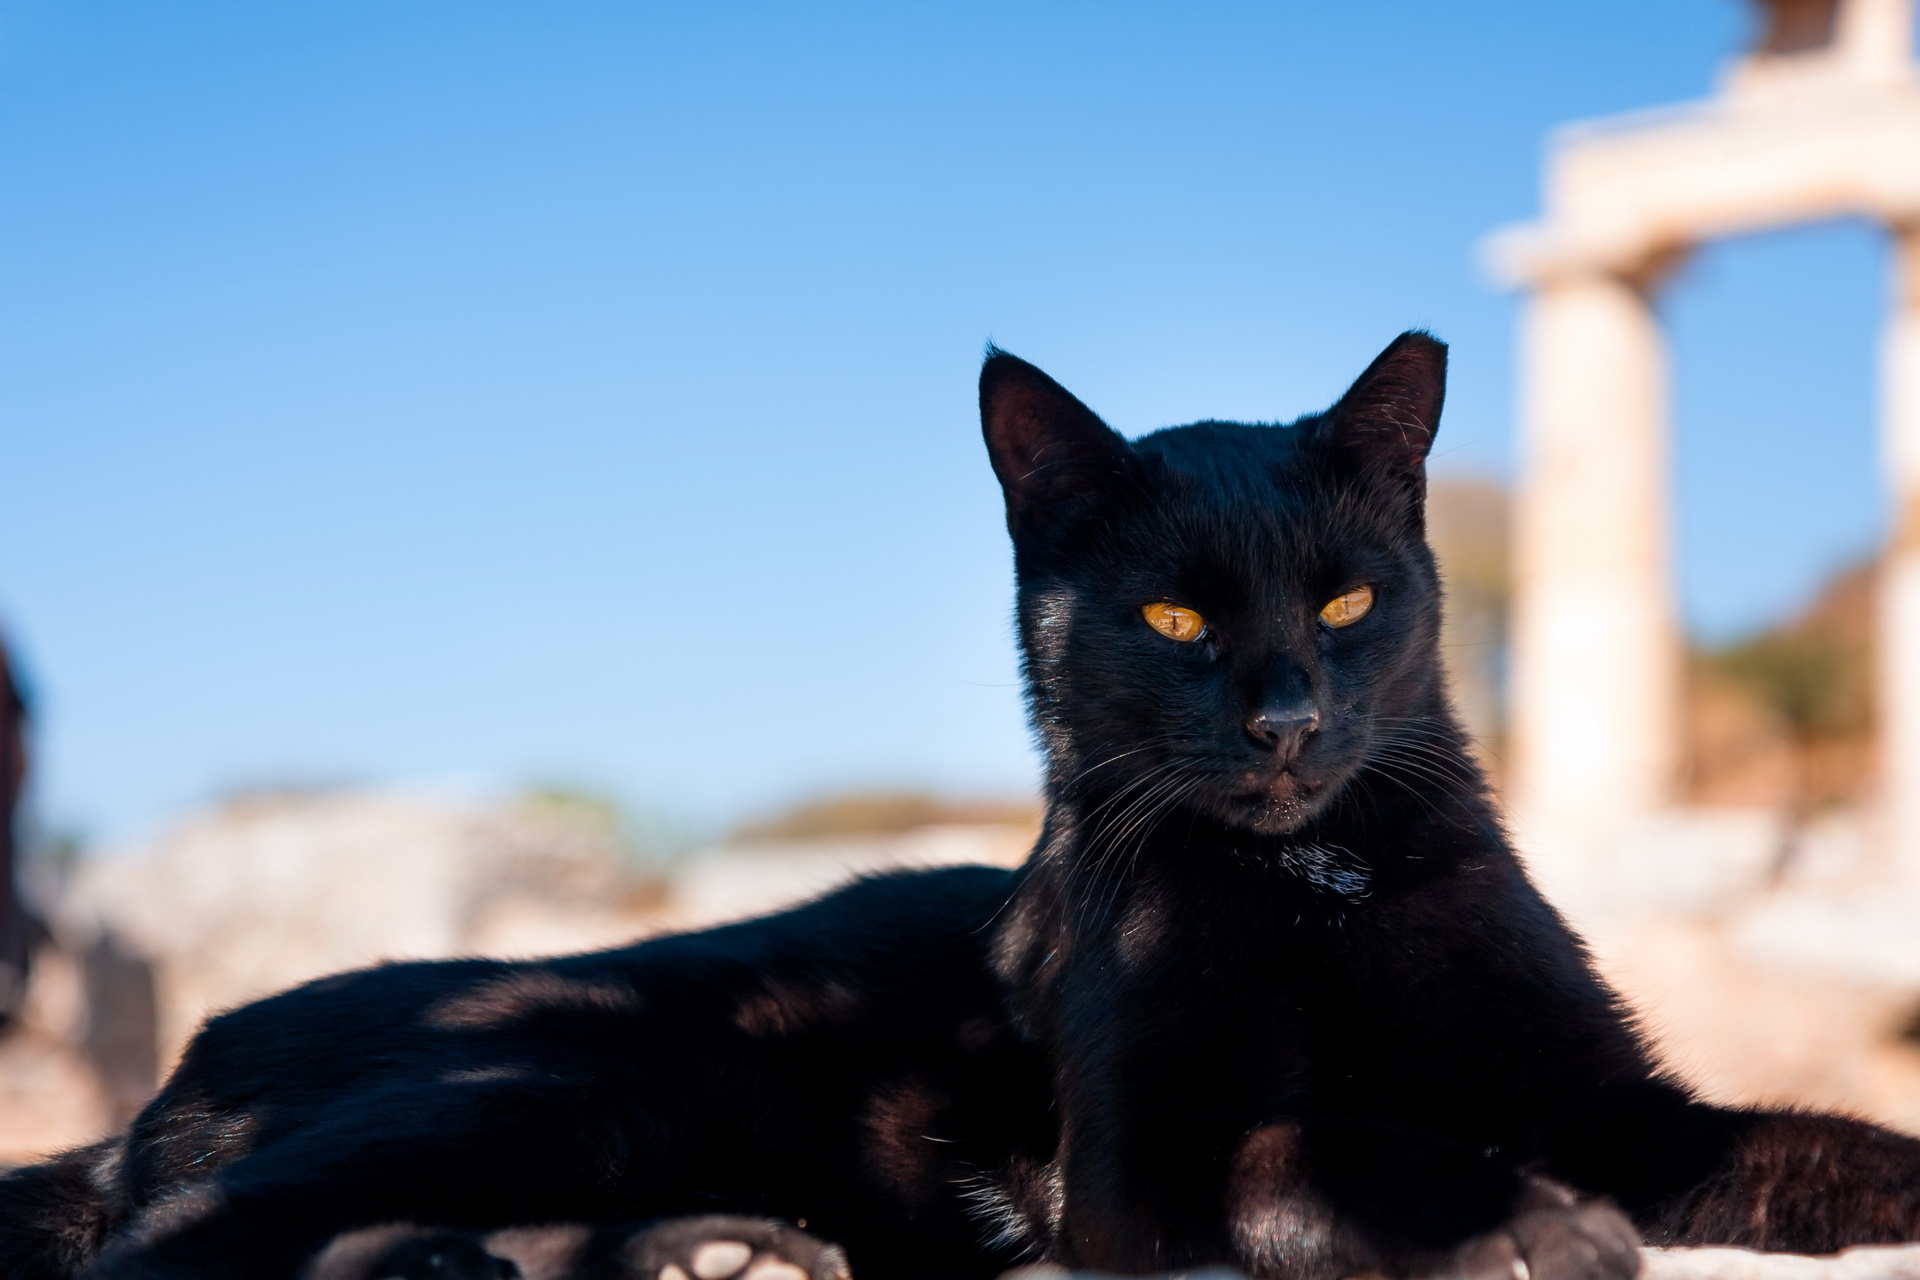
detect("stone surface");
top-left (1641, 1243), bottom-right (1920, 1279)
top-left (1003, 1245), bottom-right (1920, 1280)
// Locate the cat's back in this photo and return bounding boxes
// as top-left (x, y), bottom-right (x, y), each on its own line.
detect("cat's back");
top-left (130, 864), bottom-right (1025, 1196)
top-left (174, 863), bottom-right (1018, 1077)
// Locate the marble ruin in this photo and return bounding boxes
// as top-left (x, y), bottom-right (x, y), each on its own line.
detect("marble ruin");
top-left (1486, 0), bottom-right (1920, 900)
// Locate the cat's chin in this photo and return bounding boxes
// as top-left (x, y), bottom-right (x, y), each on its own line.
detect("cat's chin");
top-left (1235, 808), bottom-right (1313, 836)
top-left (1219, 773), bottom-right (1333, 835)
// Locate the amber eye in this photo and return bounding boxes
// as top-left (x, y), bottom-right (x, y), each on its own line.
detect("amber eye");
top-left (1319, 585), bottom-right (1375, 628)
top-left (1141, 602), bottom-right (1207, 643)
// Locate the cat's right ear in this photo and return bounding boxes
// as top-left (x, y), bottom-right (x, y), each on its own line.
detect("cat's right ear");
top-left (1319, 331), bottom-right (1446, 478)
top-left (980, 348), bottom-right (1135, 539)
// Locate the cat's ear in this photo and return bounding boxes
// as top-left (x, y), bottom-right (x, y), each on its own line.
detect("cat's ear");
top-left (980, 347), bottom-right (1135, 537)
top-left (1320, 331), bottom-right (1446, 476)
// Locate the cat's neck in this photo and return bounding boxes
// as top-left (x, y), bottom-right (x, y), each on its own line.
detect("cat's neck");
top-left (994, 703), bottom-right (1510, 1030)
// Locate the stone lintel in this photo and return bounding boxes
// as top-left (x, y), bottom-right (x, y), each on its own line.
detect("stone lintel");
top-left (1483, 84), bottom-right (1920, 289)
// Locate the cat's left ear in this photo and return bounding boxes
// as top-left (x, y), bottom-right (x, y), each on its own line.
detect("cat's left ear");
top-left (1320, 331), bottom-right (1446, 477)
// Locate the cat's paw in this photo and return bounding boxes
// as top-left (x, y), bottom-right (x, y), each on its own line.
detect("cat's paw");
top-left (1447, 1186), bottom-right (1641, 1280)
top-left (614, 1215), bottom-right (850, 1280)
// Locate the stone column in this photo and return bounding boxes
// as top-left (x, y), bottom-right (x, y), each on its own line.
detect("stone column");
top-left (1879, 223), bottom-right (1920, 883)
top-left (1510, 266), bottom-right (1680, 885)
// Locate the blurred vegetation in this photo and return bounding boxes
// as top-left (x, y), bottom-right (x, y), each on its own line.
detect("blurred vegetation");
top-left (519, 784), bottom-right (704, 870)
top-left (520, 785), bottom-right (625, 834)
top-left (1705, 581), bottom-right (1872, 744)
top-left (730, 790), bottom-right (1040, 843)
top-left (1686, 562), bottom-right (1876, 814)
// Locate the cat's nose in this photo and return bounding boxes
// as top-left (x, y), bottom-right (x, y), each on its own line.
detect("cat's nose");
top-left (1246, 700), bottom-right (1320, 762)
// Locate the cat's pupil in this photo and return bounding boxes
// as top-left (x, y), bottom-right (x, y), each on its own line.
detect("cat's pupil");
top-left (1318, 586), bottom-right (1375, 628)
top-left (1141, 602), bottom-right (1206, 643)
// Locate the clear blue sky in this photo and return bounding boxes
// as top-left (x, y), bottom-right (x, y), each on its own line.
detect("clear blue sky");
top-left (0, 1), bottom-right (1894, 844)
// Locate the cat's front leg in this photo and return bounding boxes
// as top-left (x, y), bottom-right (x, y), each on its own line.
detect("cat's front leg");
top-left (1227, 1121), bottom-right (1640, 1280)
top-left (306, 1215), bottom-right (852, 1280)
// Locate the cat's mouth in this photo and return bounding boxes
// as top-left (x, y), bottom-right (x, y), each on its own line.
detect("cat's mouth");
top-left (1225, 767), bottom-right (1330, 834)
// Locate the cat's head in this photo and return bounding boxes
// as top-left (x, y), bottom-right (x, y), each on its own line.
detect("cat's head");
top-left (981, 333), bottom-right (1451, 837)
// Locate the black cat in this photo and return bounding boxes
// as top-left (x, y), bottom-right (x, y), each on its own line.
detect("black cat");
top-left (5, 334), bottom-right (1919, 1280)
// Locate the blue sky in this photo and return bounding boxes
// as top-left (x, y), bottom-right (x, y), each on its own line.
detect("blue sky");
top-left (0, 2), bottom-right (1894, 843)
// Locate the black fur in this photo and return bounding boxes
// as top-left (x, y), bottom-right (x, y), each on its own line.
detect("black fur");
top-left (5, 335), bottom-right (1918, 1280)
